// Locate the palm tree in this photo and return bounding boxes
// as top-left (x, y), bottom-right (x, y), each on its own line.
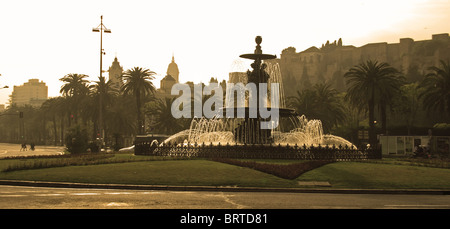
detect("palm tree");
top-left (40, 98), bottom-right (57, 145)
top-left (312, 83), bottom-right (346, 132)
top-left (288, 83), bottom-right (345, 133)
top-left (288, 88), bottom-right (319, 120)
top-left (59, 73), bottom-right (90, 126)
top-left (90, 76), bottom-right (118, 142)
top-left (106, 95), bottom-right (137, 150)
top-left (419, 60), bottom-right (450, 118)
top-left (147, 97), bottom-right (184, 135)
top-left (344, 60), bottom-right (403, 146)
top-left (60, 73), bottom-right (90, 97)
top-left (121, 67), bottom-right (156, 134)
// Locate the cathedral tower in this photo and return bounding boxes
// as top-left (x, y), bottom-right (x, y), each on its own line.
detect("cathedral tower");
top-left (166, 54), bottom-right (179, 82)
top-left (108, 56), bottom-right (124, 91)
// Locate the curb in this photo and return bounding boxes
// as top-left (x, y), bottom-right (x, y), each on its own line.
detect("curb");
top-left (1, 180), bottom-right (449, 195)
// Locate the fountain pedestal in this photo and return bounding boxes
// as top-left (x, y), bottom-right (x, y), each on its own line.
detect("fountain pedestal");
top-left (235, 36), bottom-right (278, 144)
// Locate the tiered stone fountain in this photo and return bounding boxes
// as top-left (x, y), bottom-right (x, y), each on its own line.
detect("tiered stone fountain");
top-left (163, 36), bottom-right (355, 148)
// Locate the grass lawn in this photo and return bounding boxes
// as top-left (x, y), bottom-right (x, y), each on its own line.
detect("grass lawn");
top-left (298, 162), bottom-right (450, 189)
top-left (0, 154), bottom-right (449, 189)
top-left (0, 158), bottom-right (299, 188)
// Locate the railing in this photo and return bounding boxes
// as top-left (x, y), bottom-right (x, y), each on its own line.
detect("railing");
top-left (134, 142), bottom-right (381, 160)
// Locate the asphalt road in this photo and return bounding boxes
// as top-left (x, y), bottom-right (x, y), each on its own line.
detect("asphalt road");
top-left (1, 185), bottom-right (449, 209)
top-left (0, 143), bottom-right (64, 158)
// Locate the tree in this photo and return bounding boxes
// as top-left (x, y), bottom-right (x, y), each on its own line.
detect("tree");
top-left (60, 73), bottom-right (90, 97)
top-left (419, 60), bottom-right (450, 118)
top-left (391, 82), bottom-right (423, 135)
top-left (121, 67), bottom-right (156, 135)
top-left (106, 95), bottom-right (137, 150)
top-left (40, 98), bottom-right (59, 145)
top-left (379, 77), bottom-right (405, 135)
top-left (288, 83), bottom-right (345, 133)
top-left (90, 76), bottom-right (118, 142)
top-left (59, 73), bottom-right (90, 126)
top-left (39, 97), bottom-right (70, 146)
top-left (344, 60), bottom-right (403, 146)
top-left (288, 88), bottom-right (317, 119)
top-left (65, 125), bottom-right (89, 154)
top-left (147, 97), bottom-right (184, 135)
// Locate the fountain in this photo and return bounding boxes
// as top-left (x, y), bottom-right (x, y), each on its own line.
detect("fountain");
top-left (163, 36), bottom-right (355, 148)
top-left (130, 36), bottom-right (382, 160)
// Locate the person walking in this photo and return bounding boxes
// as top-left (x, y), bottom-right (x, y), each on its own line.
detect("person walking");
top-left (20, 143), bottom-right (27, 151)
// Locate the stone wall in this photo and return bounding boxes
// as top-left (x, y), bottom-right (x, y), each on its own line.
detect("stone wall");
top-left (278, 33), bottom-right (450, 96)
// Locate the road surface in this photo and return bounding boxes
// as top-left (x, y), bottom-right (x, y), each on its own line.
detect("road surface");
top-left (0, 185), bottom-right (449, 209)
top-left (0, 143), bottom-right (64, 158)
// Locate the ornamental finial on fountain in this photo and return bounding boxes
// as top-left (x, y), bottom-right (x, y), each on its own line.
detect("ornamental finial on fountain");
top-left (255, 36), bottom-right (262, 54)
top-left (240, 36), bottom-right (276, 60)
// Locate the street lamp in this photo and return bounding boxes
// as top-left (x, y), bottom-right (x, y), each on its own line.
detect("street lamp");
top-left (0, 74), bottom-right (8, 89)
top-left (92, 15), bottom-right (111, 150)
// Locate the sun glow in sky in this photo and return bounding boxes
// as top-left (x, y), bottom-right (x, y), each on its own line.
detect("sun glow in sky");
top-left (0, 0), bottom-right (449, 105)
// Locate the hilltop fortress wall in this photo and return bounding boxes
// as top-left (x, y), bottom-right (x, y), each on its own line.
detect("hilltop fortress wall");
top-left (275, 33), bottom-right (450, 96)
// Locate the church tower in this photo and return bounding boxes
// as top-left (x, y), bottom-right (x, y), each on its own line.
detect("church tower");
top-left (166, 54), bottom-right (179, 82)
top-left (108, 56), bottom-right (124, 91)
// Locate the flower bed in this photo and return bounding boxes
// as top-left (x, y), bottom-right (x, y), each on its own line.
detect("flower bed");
top-left (211, 158), bottom-right (333, 179)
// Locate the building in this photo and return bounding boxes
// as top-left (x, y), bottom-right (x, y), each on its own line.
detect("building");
top-left (278, 33), bottom-right (450, 96)
top-left (108, 56), bottom-right (124, 91)
top-left (10, 79), bottom-right (48, 107)
top-left (166, 54), bottom-right (179, 83)
top-left (156, 55), bottom-right (180, 99)
top-left (156, 74), bottom-right (177, 99)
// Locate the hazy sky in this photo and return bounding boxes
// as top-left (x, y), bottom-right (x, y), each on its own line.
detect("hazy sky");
top-left (0, 0), bottom-right (449, 105)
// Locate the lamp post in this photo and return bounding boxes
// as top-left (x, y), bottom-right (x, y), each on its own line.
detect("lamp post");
top-left (0, 74), bottom-right (8, 89)
top-left (92, 15), bottom-right (111, 150)
top-left (0, 74), bottom-right (9, 89)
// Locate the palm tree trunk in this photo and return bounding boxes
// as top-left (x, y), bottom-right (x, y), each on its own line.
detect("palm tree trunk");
top-left (42, 112), bottom-right (46, 145)
top-left (60, 115), bottom-right (65, 146)
top-left (136, 91), bottom-right (142, 135)
top-left (368, 93), bottom-right (376, 147)
top-left (53, 114), bottom-right (58, 146)
top-left (381, 101), bottom-right (387, 135)
top-left (68, 112), bottom-right (72, 128)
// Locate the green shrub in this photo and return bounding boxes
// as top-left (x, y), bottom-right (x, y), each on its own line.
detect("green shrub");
top-left (65, 125), bottom-right (89, 154)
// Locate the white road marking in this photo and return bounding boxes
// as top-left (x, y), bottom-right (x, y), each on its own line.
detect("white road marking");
top-left (213, 193), bottom-right (248, 209)
top-left (139, 191), bottom-right (163, 194)
top-left (34, 193), bottom-right (64, 196)
top-left (71, 193), bottom-right (101, 196)
top-left (106, 202), bottom-right (129, 207)
top-left (104, 192), bottom-right (133, 195)
top-left (0, 195), bottom-right (27, 197)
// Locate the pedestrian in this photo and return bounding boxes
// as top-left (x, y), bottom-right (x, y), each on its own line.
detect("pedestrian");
top-left (30, 143), bottom-right (35, 151)
top-left (20, 143), bottom-right (27, 151)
